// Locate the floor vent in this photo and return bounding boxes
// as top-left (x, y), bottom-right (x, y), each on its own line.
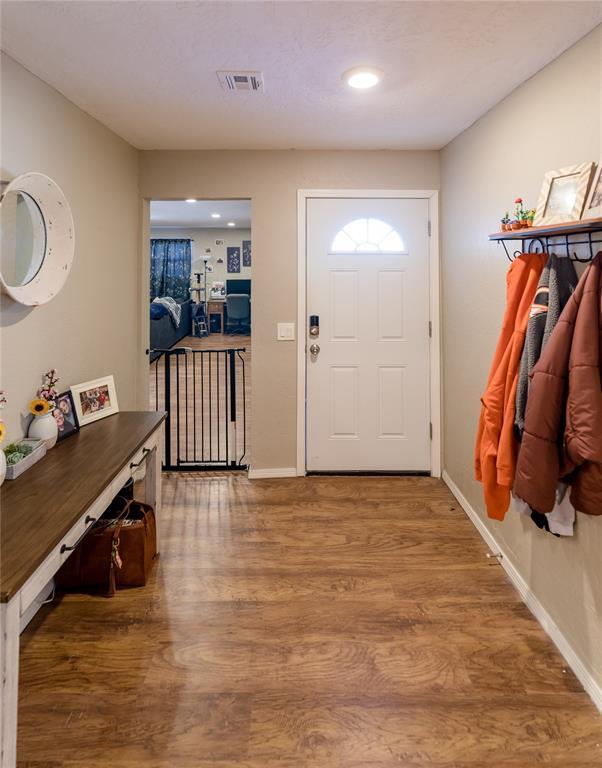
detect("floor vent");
top-left (217, 71), bottom-right (264, 93)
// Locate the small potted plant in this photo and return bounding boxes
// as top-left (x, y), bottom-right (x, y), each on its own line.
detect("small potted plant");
top-left (500, 212), bottom-right (510, 231)
top-left (28, 369), bottom-right (60, 449)
top-left (0, 391), bottom-right (6, 486)
top-left (520, 209), bottom-right (530, 229)
top-left (513, 197), bottom-right (524, 224)
top-left (4, 438), bottom-right (46, 480)
top-left (510, 219), bottom-right (521, 230)
top-left (520, 207), bottom-right (536, 228)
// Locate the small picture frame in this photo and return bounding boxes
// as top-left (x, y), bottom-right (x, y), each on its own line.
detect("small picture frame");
top-left (71, 375), bottom-right (119, 427)
top-left (582, 163), bottom-right (602, 220)
top-left (53, 391), bottom-right (79, 441)
top-left (533, 162), bottom-right (595, 226)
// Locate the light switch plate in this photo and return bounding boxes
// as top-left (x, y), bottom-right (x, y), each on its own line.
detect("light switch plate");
top-left (277, 322), bottom-right (295, 341)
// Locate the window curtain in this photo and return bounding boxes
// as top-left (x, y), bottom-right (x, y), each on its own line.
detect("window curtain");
top-left (150, 239), bottom-right (192, 302)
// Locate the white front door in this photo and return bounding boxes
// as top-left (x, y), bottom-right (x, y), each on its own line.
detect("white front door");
top-left (306, 197), bottom-right (431, 472)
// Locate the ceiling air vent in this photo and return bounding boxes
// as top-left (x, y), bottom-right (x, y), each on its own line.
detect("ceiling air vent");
top-left (217, 71), bottom-right (264, 93)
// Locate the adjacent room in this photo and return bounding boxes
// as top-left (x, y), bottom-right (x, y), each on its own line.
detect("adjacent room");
top-left (149, 199), bottom-right (251, 468)
top-left (0, 2), bottom-right (601, 767)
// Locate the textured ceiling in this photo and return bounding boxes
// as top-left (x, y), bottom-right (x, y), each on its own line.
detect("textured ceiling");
top-left (1, 1), bottom-right (600, 150)
top-left (150, 200), bottom-right (251, 229)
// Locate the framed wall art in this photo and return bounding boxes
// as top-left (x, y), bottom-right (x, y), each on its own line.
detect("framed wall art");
top-left (582, 163), bottom-right (602, 220)
top-left (533, 162), bottom-right (595, 226)
top-left (242, 240), bottom-right (252, 267)
top-left (227, 246), bottom-right (241, 273)
top-left (71, 375), bottom-right (119, 427)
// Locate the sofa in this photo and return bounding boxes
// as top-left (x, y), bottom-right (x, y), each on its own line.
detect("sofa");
top-left (149, 299), bottom-right (192, 362)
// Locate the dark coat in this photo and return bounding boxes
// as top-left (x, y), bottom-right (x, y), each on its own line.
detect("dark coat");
top-left (514, 255), bottom-right (578, 437)
top-left (514, 253), bottom-right (602, 516)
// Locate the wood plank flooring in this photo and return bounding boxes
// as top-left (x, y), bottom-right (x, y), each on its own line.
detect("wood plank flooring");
top-left (149, 333), bottom-right (251, 467)
top-left (17, 475), bottom-right (602, 767)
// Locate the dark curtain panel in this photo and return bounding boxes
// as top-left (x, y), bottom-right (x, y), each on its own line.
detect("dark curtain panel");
top-left (150, 239), bottom-right (192, 302)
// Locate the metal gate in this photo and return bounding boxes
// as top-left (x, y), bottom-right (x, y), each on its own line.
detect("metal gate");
top-left (151, 347), bottom-right (247, 470)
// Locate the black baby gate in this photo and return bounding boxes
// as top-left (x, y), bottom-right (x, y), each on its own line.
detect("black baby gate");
top-left (151, 347), bottom-right (247, 471)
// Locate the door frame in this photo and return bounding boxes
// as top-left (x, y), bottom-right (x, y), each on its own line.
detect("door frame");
top-left (296, 189), bottom-right (441, 477)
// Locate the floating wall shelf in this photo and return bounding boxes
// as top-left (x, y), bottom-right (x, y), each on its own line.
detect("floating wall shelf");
top-left (489, 217), bottom-right (602, 262)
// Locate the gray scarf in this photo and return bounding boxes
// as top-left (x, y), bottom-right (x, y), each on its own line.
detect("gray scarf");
top-left (515, 254), bottom-right (578, 437)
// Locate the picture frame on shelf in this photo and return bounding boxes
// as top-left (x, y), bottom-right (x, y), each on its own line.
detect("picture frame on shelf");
top-left (71, 375), bottom-right (119, 427)
top-left (53, 390), bottom-right (80, 442)
top-left (581, 163), bottom-right (602, 220)
top-left (533, 162), bottom-right (595, 226)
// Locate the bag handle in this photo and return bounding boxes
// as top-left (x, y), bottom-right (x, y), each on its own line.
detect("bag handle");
top-left (92, 496), bottom-right (136, 533)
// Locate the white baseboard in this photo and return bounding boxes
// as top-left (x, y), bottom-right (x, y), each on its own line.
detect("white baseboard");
top-left (442, 470), bottom-right (602, 714)
top-left (247, 467), bottom-right (297, 479)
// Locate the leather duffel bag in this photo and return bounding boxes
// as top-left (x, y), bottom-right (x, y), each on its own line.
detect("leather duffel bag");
top-left (55, 498), bottom-right (157, 596)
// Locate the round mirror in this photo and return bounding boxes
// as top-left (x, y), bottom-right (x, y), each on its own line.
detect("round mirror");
top-left (0, 172), bottom-right (74, 306)
top-left (0, 190), bottom-right (47, 287)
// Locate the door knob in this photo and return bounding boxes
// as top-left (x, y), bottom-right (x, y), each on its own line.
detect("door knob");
top-left (309, 343), bottom-right (320, 356)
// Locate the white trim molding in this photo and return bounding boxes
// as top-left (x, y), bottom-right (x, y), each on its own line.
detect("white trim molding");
top-left (248, 467), bottom-right (297, 479)
top-left (297, 189), bottom-right (442, 478)
top-left (442, 470), bottom-right (602, 714)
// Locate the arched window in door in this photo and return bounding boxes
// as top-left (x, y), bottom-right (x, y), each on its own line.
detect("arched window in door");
top-left (330, 217), bottom-right (405, 254)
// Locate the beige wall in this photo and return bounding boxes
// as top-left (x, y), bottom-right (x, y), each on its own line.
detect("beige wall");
top-left (0, 53), bottom-right (140, 440)
top-left (441, 27), bottom-right (602, 688)
top-left (140, 150), bottom-right (440, 469)
top-left (149, 227), bottom-right (252, 294)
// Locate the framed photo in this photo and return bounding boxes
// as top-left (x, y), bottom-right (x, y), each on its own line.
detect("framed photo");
top-left (582, 163), bottom-right (602, 220)
top-left (71, 375), bottom-right (119, 427)
top-left (534, 162), bottom-right (595, 226)
top-left (53, 391), bottom-right (79, 441)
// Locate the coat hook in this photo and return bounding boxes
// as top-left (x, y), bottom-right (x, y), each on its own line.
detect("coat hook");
top-left (528, 238), bottom-right (545, 254)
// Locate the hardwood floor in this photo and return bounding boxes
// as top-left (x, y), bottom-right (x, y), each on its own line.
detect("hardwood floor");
top-left (149, 333), bottom-right (251, 467)
top-left (17, 475), bottom-right (602, 766)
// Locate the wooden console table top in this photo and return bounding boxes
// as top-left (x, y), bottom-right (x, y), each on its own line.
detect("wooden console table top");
top-left (0, 411), bottom-right (165, 602)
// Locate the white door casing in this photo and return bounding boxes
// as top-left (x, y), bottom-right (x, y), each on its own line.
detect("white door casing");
top-left (303, 195), bottom-right (436, 473)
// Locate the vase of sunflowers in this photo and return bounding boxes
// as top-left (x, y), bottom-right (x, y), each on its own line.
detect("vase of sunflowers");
top-left (0, 390), bottom-right (6, 486)
top-left (27, 370), bottom-right (60, 450)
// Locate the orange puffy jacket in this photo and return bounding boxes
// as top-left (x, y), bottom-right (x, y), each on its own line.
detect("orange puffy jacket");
top-left (475, 252), bottom-right (547, 520)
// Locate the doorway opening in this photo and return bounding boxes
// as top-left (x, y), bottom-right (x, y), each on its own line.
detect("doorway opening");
top-left (148, 199), bottom-right (252, 470)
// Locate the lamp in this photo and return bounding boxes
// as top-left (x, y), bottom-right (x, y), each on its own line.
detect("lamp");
top-left (191, 255), bottom-right (212, 307)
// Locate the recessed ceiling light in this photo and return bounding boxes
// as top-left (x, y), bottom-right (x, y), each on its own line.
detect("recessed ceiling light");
top-left (343, 66), bottom-right (382, 90)
top-left (186, 198), bottom-right (197, 203)
top-left (227, 222), bottom-right (236, 227)
top-left (211, 213), bottom-right (221, 219)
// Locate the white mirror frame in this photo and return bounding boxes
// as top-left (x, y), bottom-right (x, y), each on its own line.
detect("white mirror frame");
top-left (0, 172), bottom-right (74, 306)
